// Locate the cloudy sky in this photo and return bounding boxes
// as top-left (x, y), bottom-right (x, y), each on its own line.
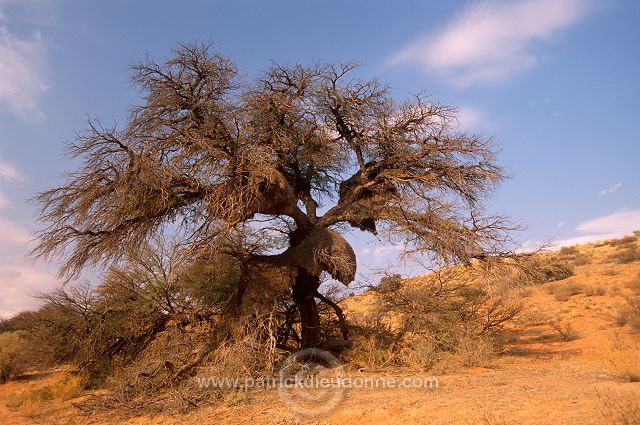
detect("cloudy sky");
top-left (1, 0), bottom-right (639, 317)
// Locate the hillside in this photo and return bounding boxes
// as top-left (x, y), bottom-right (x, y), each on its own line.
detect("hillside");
top-left (1, 234), bottom-right (639, 424)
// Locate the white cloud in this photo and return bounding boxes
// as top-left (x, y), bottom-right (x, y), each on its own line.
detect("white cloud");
top-left (360, 243), bottom-right (404, 262)
top-left (598, 183), bottom-right (622, 197)
top-left (0, 216), bottom-right (30, 246)
top-left (0, 214), bottom-right (56, 318)
top-left (0, 1), bottom-right (48, 121)
top-left (554, 209), bottom-right (640, 247)
top-left (0, 157), bottom-right (23, 181)
top-left (390, 0), bottom-right (590, 86)
top-left (456, 105), bottom-right (486, 130)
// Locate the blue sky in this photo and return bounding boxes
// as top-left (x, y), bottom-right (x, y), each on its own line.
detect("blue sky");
top-left (0, 0), bottom-right (639, 316)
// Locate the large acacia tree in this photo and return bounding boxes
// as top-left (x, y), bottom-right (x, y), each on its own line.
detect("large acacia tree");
top-left (35, 43), bottom-right (512, 349)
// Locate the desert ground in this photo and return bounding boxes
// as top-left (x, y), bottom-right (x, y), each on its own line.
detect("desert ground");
top-left (1, 237), bottom-right (639, 424)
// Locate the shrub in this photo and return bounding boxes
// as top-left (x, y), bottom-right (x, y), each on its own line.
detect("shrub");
top-left (607, 246), bottom-right (640, 264)
top-left (351, 268), bottom-right (522, 372)
top-left (607, 346), bottom-right (640, 382)
top-left (0, 331), bottom-right (26, 382)
top-left (600, 393), bottom-right (640, 425)
top-left (559, 246), bottom-right (579, 256)
top-left (546, 281), bottom-right (585, 302)
top-left (585, 286), bottom-right (606, 297)
top-left (519, 309), bottom-right (552, 326)
top-left (550, 321), bottom-right (580, 341)
top-left (558, 246), bottom-right (591, 266)
top-left (223, 391), bottom-right (252, 407)
top-left (606, 235), bottom-right (637, 247)
top-left (618, 276), bottom-right (640, 332)
top-left (524, 258), bottom-right (574, 284)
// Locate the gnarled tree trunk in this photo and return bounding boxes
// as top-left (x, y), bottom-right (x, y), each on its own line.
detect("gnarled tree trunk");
top-left (292, 267), bottom-right (321, 348)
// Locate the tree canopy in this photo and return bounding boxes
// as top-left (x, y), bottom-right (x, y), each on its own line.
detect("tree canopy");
top-left (34, 43), bottom-right (514, 348)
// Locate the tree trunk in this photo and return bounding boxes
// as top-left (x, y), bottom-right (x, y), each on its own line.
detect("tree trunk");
top-left (292, 267), bottom-right (321, 348)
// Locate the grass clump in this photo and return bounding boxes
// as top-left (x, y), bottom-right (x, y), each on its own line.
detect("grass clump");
top-left (546, 281), bottom-right (585, 302)
top-left (607, 347), bottom-right (640, 382)
top-left (223, 390), bottom-right (252, 407)
top-left (600, 393), bottom-right (640, 425)
top-left (616, 274), bottom-right (640, 331)
top-left (607, 246), bottom-right (640, 264)
top-left (550, 320), bottom-right (580, 342)
top-left (559, 246), bottom-right (591, 266)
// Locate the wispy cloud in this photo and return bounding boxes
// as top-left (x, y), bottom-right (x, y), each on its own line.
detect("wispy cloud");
top-left (456, 105), bottom-right (486, 130)
top-left (598, 183), bottom-right (622, 197)
top-left (0, 0), bottom-right (49, 121)
top-left (0, 192), bottom-right (10, 209)
top-left (0, 214), bottom-right (56, 318)
top-left (390, 0), bottom-right (591, 86)
top-left (0, 157), bottom-right (23, 181)
top-left (554, 209), bottom-right (640, 247)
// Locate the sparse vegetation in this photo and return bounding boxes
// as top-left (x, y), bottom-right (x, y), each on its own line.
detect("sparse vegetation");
top-left (607, 246), bottom-right (640, 264)
top-left (585, 285), bottom-right (607, 297)
top-left (345, 266), bottom-right (524, 372)
top-left (607, 346), bottom-right (640, 382)
top-left (546, 280), bottom-right (585, 302)
top-left (550, 320), bottom-right (580, 342)
top-left (223, 391), bottom-right (253, 407)
top-left (617, 274), bottom-right (640, 331)
top-left (0, 331), bottom-right (26, 383)
top-left (524, 258), bottom-right (574, 284)
top-left (2, 233), bottom-right (640, 423)
top-left (559, 246), bottom-right (591, 266)
top-left (600, 393), bottom-right (640, 425)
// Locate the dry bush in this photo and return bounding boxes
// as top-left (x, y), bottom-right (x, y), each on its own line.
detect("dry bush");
top-left (605, 235), bottom-right (638, 248)
top-left (348, 267), bottom-right (523, 372)
top-left (0, 331), bottom-right (26, 382)
top-left (546, 281), bottom-right (585, 302)
top-left (550, 320), bottom-right (580, 342)
top-left (600, 392), bottom-right (640, 425)
top-left (344, 319), bottom-right (398, 369)
top-left (617, 275), bottom-right (640, 331)
top-left (585, 285), bottom-right (606, 297)
top-left (559, 246), bottom-right (591, 266)
top-left (453, 334), bottom-right (498, 367)
top-left (96, 309), bottom-right (286, 414)
top-left (518, 288), bottom-right (533, 298)
top-left (518, 309), bottom-right (552, 327)
top-left (559, 246), bottom-right (580, 256)
top-left (607, 246), bottom-right (640, 264)
top-left (223, 390), bottom-right (252, 407)
top-left (5, 373), bottom-right (82, 417)
top-left (533, 259), bottom-right (574, 283)
top-left (606, 342), bottom-right (640, 382)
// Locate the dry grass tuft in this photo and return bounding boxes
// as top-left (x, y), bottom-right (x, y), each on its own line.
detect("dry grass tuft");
top-left (222, 390), bottom-right (252, 407)
top-left (616, 274), bottom-right (640, 331)
top-left (606, 345), bottom-right (640, 382)
top-left (550, 321), bottom-right (580, 342)
top-left (607, 246), bottom-right (640, 265)
top-left (546, 281), bottom-right (585, 302)
top-left (3, 372), bottom-right (82, 417)
top-left (600, 392), bottom-right (640, 425)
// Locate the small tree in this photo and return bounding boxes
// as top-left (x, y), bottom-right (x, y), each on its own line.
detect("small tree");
top-left (34, 43), bottom-right (513, 349)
